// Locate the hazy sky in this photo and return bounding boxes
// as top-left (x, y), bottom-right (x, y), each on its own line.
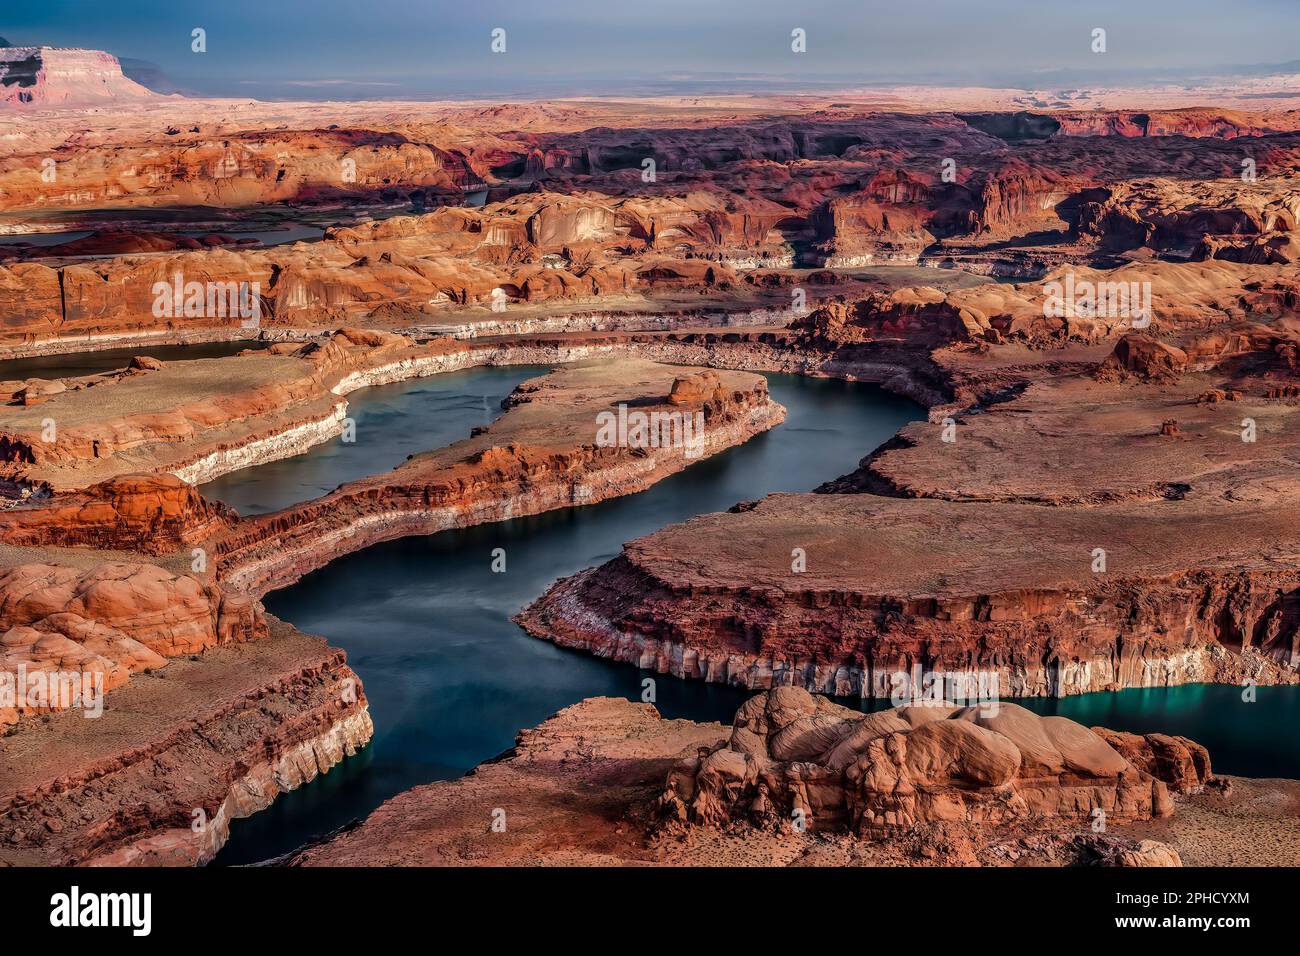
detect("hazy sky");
top-left (6, 0), bottom-right (1298, 99)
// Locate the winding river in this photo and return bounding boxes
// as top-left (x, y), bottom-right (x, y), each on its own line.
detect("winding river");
top-left (211, 367), bottom-right (916, 862)
top-left (201, 362), bottom-right (1300, 865)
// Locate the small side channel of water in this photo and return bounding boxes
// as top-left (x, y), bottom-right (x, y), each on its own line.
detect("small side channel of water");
top-left (0, 340), bottom-right (269, 381)
top-left (199, 365), bottom-right (553, 516)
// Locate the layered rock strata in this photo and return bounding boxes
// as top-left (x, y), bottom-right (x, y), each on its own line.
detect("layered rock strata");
top-left (8, 95), bottom-right (1300, 347)
top-left (0, 474), bottom-right (232, 553)
top-left (0, 619), bottom-right (370, 865)
top-left (8, 91), bottom-right (1300, 871)
top-left (0, 327), bottom-right (813, 492)
top-left (0, 47), bottom-right (155, 108)
top-left (520, 269), bottom-right (1300, 698)
top-left (0, 354), bottom-right (777, 863)
top-left (0, 558), bottom-right (263, 726)
top-left (518, 492), bottom-right (1300, 698)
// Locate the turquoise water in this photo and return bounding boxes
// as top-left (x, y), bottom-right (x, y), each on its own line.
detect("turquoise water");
top-left (851, 684), bottom-right (1300, 780)
top-left (1016, 684), bottom-right (1299, 780)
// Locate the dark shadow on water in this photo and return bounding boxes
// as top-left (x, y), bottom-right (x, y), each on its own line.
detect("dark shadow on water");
top-left (0, 340), bottom-right (269, 381)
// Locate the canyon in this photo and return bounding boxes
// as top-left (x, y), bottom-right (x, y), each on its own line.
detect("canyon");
top-left (0, 343), bottom-right (783, 863)
top-left (4, 53), bottom-right (1300, 868)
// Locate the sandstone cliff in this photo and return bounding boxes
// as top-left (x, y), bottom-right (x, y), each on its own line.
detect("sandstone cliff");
top-left (0, 619), bottom-right (370, 865)
top-left (0, 47), bottom-right (155, 108)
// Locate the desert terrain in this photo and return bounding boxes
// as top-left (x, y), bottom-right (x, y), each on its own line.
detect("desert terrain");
top-left (3, 40), bottom-right (1300, 869)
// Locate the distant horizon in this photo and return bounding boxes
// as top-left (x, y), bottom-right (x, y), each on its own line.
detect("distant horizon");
top-left (6, 0), bottom-right (1300, 101)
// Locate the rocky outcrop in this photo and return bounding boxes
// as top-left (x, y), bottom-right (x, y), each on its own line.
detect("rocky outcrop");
top-left (0, 474), bottom-right (232, 553)
top-left (291, 695), bottom-right (1210, 868)
top-left (0, 561), bottom-right (262, 656)
top-left (668, 369), bottom-right (725, 405)
top-left (825, 260), bottom-right (1300, 347)
top-left (1095, 334), bottom-right (1189, 382)
top-left (213, 360), bottom-right (784, 595)
top-left (0, 560), bottom-right (264, 725)
top-left (1073, 178), bottom-right (1300, 254)
top-left (0, 330), bottom-right (468, 490)
top-left (809, 171), bottom-right (940, 265)
top-left (6, 93), bottom-right (1300, 348)
top-left (1052, 108), bottom-right (1286, 139)
top-left (658, 688), bottom-right (1178, 835)
top-left (0, 117), bottom-right (494, 215)
top-left (0, 348), bottom-right (341, 489)
top-left (9, 89), bottom-right (1300, 874)
top-left (1092, 728), bottom-right (1212, 794)
top-left (518, 259), bottom-right (1300, 703)
top-left (518, 492), bottom-right (1300, 699)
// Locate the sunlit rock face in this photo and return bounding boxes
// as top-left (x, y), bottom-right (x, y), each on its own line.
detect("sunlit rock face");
top-left (0, 47), bottom-right (156, 107)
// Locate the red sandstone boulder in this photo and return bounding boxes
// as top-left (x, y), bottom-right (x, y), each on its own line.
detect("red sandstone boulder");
top-left (1091, 728), bottom-right (1212, 793)
top-left (0, 562), bottom-right (264, 653)
top-left (1096, 334), bottom-right (1190, 382)
top-left (668, 370), bottom-right (725, 406)
top-left (662, 689), bottom-right (1181, 837)
top-left (952, 702), bottom-right (1066, 776)
top-left (0, 560), bottom-right (266, 723)
top-left (1196, 233), bottom-right (1300, 265)
top-left (1117, 840), bottom-right (1183, 867)
top-left (899, 718), bottom-right (1021, 788)
top-left (13, 379), bottom-right (66, 406)
top-left (1041, 715), bottom-right (1131, 777)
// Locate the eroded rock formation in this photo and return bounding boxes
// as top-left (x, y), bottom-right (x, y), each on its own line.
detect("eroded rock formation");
top-left (0, 560), bottom-right (263, 726)
top-left (0, 620), bottom-right (370, 865)
top-left (0, 474), bottom-right (232, 553)
top-left (659, 688), bottom-right (1184, 838)
top-left (288, 695), bottom-right (1241, 868)
top-left (212, 358), bottom-right (783, 594)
